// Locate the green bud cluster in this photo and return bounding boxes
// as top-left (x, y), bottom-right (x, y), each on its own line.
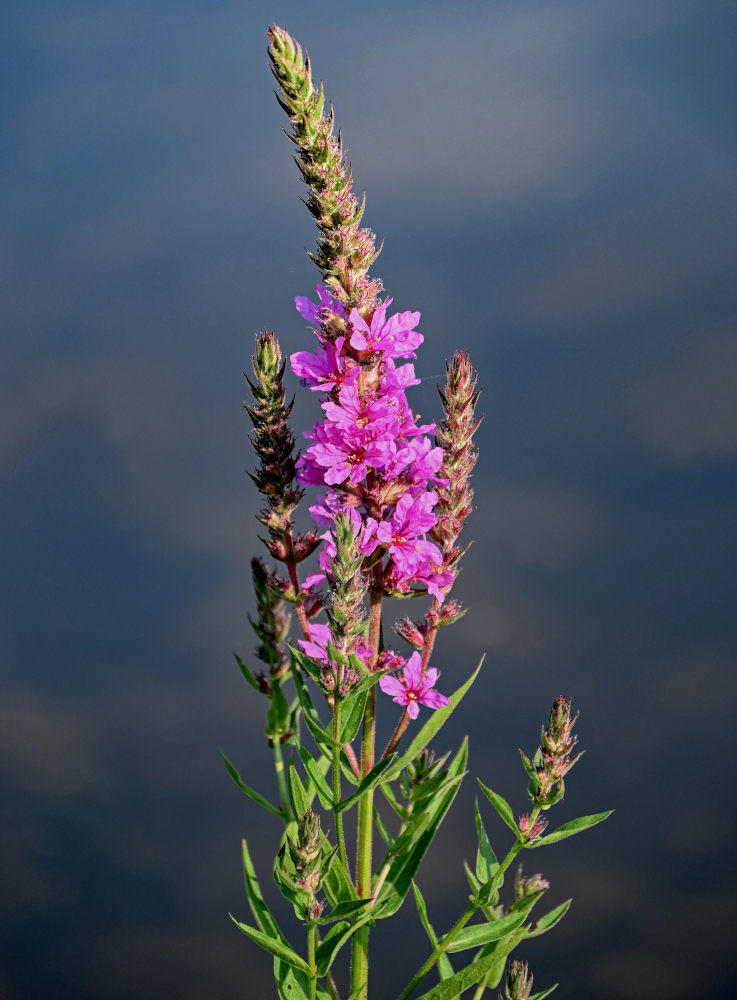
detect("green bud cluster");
top-left (325, 512), bottom-right (368, 657)
top-left (278, 810), bottom-right (327, 921)
top-left (249, 557), bottom-right (290, 685)
top-left (430, 352), bottom-right (481, 577)
top-left (520, 696), bottom-right (583, 810)
top-left (504, 959), bottom-right (533, 1000)
top-left (267, 24), bottom-right (383, 312)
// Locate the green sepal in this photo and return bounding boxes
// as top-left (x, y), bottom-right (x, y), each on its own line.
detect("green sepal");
top-left (474, 799), bottom-right (499, 884)
top-left (445, 910), bottom-right (527, 953)
top-left (528, 810), bottom-right (613, 848)
top-left (221, 751), bottom-right (284, 818)
top-left (385, 657), bottom-right (483, 781)
top-left (527, 898), bottom-right (572, 937)
top-left (477, 781), bottom-right (520, 837)
top-left (297, 746), bottom-right (333, 810)
top-left (336, 754), bottom-right (396, 813)
top-left (229, 915), bottom-right (310, 974)
top-left (409, 926), bottom-right (527, 999)
top-left (411, 882), bottom-right (454, 981)
top-left (266, 681), bottom-right (291, 740)
top-left (233, 652), bottom-right (264, 693)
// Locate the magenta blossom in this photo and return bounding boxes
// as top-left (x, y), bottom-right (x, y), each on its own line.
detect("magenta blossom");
top-left (379, 652), bottom-right (450, 719)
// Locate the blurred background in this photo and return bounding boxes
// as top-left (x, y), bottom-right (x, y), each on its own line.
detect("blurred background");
top-left (2, 1), bottom-right (736, 997)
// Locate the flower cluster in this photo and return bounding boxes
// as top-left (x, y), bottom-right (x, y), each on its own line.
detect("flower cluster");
top-left (292, 285), bottom-right (453, 606)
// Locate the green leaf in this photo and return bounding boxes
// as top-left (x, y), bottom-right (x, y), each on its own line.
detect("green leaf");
top-left (221, 752), bottom-right (284, 818)
top-left (229, 915), bottom-right (310, 974)
top-left (386, 657), bottom-right (484, 781)
top-left (373, 739), bottom-right (468, 918)
top-left (266, 680), bottom-right (291, 739)
top-left (339, 689), bottom-right (368, 744)
top-left (289, 644), bottom-right (322, 683)
top-left (379, 781), bottom-right (409, 820)
top-left (297, 746), bottom-right (333, 810)
top-left (529, 811), bottom-right (613, 848)
top-left (474, 799), bottom-right (499, 884)
top-left (241, 838), bottom-right (286, 943)
top-left (529, 985), bottom-right (558, 1000)
top-left (233, 652), bottom-right (263, 693)
top-left (274, 961), bottom-right (332, 1000)
top-left (477, 781), bottom-right (519, 837)
top-left (292, 666), bottom-right (337, 754)
top-left (373, 805), bottom-right (393, 847)
top-left (315, 906), bottom-right (375, 975)
top-left (287, 758), bottom-right (310, 818)
top-left (316, 898), bottom-right (372, 925)
top-left (411, 882), bottom-right (454, 981)
top-left (445, 910), bottom-right (528, 953)
top-left (336, 754), bottom-right (397, 813)
top-left (410, 927), bottom-right (527, 1000)
top-left (528, 898), bottom-right (572, 937)
top-left (322, 847), bottom-right (359, 908)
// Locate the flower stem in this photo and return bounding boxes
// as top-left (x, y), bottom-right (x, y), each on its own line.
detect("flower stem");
top-left (273, 737), bottom-right (290, 820)
top-left (350, 586), bottom-right (382, 999)
top-left (332, 696), bottom-right (349, 874)
top-left (307, 920), bottom-right (317, 1000)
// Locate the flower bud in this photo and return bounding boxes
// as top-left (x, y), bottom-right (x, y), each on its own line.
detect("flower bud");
top-left (505, 959), bottom-right (533, 1000)
top-left (514, 865), bottom-right (550, 900)
top-left (518, 813), bottom-right (548, 842)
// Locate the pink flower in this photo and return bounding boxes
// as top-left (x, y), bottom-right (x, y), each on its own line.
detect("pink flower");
top-left (378, 652), bottom-right (450, 719)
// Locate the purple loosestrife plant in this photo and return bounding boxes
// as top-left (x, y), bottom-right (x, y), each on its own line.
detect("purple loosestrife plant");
top-left (224, 26), bottom-right (612, 1000)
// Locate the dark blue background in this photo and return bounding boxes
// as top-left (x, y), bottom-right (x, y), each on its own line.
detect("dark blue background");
top-left (2, 1), bottom-right (736, 997)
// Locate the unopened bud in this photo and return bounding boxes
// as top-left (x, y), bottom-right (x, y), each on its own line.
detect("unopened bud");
top-left (505, 959), bottom-right (533, 1000)
top-left (514, 865), bottom-right (550, 900)
top-left (518, 813), bottom-right (548, 842)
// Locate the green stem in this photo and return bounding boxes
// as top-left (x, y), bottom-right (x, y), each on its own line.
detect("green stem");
top-left (332, 697), bottom-right (349, 874)
top-left (307, 921), bottom-right (317, 1000)
top-left (350, 586), bottom-right (382, 999)
top-left (273, 738), bottom-right (289, 820)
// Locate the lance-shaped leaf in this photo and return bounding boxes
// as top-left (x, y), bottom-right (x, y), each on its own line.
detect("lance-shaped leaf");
top-left (229, 915), bottom-right (311, 974)
top-left (292, 664), bottom-right (338, 755)
top-left (528, 985), bottom-right (558, 1000)
top-left (241, 838), bottom-right (287, 942)
top-left (233, 651), bottom-right (264, 693)
top-left (379, 781), bottom-right (409, 821)
top-left (474, 799), bottom-right (499, 884)
top-left (290, 644), bottom-right (322, 683)
top-left (527, 898), bottom-right (572, 937)
top-left (274, 960), bottom-right (333, 1000)
top-left (336, 754), bottom-right (396, 813)
top-left (287, 758), bottom-right (310, 818)
top-left (315, 898), bottom-right (372, 925)
top-left (373, 739), bottom-right (468, 918)
top-left (322, 846), bottom-right (359, 908)
top-left (445, 910), bottom-right (528, 953)
top-left (528, 811), bottom-right (613, 848)
top-left (314, 906), bottom-right (374, 976)
top-left (221, 751), bottom-right (284, 818)
top-left (409, 926), bottom-right (527, 1000)
top-left (412, 882), bottom-right (454, 981)
top-left (297, 746), bottom-right (333, 810)
top-left (266, 680), bottom-right (291, 740)
top-left (477, 780), bottom-right (519, 837)
top-left (338, 689), bottom-right (368, 744)
top-left (385, 657), bottom-right (483, 781)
